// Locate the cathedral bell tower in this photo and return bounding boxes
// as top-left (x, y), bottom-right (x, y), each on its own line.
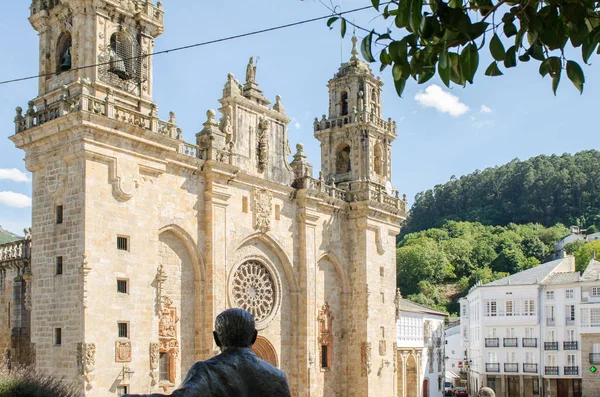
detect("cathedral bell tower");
top-left (314, 36), bottom-right (396, 196)
top-left (28, 0), bottom-right (163, 113)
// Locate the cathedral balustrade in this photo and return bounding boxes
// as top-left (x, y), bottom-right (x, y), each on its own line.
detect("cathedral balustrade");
top-left (14, 91), bottom-right (183, 142)
top-left (313, 111), bottom-right (397, 135)
top-left (0, 239), bottom-right (31, 266)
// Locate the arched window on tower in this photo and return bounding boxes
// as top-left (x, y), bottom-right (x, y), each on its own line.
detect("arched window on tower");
top-left (374, 143), bottom-right (384, 176)
top-left (56, 32), bottom-right (72, 73)
top-left (109, 32), bottom-right (138, 81)
top-left (341, 91), bottom-right (349, 116)
top-left (335, 144), bottom-right (351, 174)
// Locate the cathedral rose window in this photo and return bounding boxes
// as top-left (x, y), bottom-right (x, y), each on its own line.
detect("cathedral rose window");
top-left (231, 261), bottom-right (276, 322)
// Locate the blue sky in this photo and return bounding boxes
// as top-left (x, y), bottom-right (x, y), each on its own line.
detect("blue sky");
top-left (1, 1), bottom-right (599, 234)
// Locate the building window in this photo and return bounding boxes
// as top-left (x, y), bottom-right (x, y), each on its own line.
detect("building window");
top-left (566, 289), bottom-right (574, 299)
top-left (523, 299), bottom-right (535, 316)
top-left (592, 287), bottom-right (600, 297)
top-left (566, 305), bottom-right (575, 322)
top-left (487, 377), bottom-right (496, 390)
top-left (159, 352), bottom-right (170, 381)
top-left (546, 291), bottom-right (555, 300)
top-left (56, 256), bottom-right (63, 275)
top-left (591, 308), bottom-right (600, 326)
top-left (109, 32), bottom-right (139, 81)
top-left (55, 328), bottom-right (62, 345)
top-left (567, 354), bottom-right (576, 366)
top-left (321, 345), bottom-right (329, 368)
top-left (373, 143), bottom-right (384, 176)
top-left (341, 91), bottom-right (349, 116)
top-left (56, 205), bottom-right (63, 224)
top-left (117, 236), bottom-right (129, 251)
top-left (533, 380), bottom-right (539, 395)
top-left (56, 31), bottom-right (72, 73)
top-left (490, 300), bottom-right (497, 316)
top-left (116, 386), bottom-right (128, 396)
top-left (118, 322), bottom-right (129, 338)
top-left (117, 279), bottom-right (128, 294)
top-left (506, 300), bottom-right (513, 316)
top-left (380, 266), bottom-right (385, 277)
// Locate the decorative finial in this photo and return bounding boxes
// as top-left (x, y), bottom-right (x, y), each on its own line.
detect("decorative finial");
top-left (206, 109), bottom-right (216, 123)
top-left (351, 35), bottom-right (359, 59)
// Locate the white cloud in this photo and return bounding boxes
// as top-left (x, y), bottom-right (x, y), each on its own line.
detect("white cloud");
top-left (295, 121), bottom-right (301, 129)
top-left (414, 85), bottom-right (469, 117)
top-left (480, 105), bottom-right (492, 114)
top-left (0, 191), bottom-right (32, 208)
top-left (0, 168), bottom-right (29, 182)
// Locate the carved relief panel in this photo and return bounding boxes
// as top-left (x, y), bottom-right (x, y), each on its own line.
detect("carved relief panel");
top-left (253, 188), bottom-right (272, 233)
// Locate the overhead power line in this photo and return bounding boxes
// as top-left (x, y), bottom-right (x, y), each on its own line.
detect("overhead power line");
top-left (0, 4), bottom-right (380, 86)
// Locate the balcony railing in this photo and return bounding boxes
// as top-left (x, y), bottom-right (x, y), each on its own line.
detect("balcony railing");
top-left (565, 318), bottom-right (575, 326)
top-left (486, 363), bottom-right (500, 373)
top-left (522, 338), bottom-right (538, 348)
top-left (590, 353), bottom-right (600, 364)
top-left (544, 342), bottom-right (559, 350)
top-left (564, 366), bottom-right (579, 376)
top-left (546, 318), bottom-right (556, 326)
top-left (504, 338), bottom-right (518, 348)
top-left (523, 363), bottom-right (538, 374)
top-left (485, 338), bottom-right (499, 348)
top-left (545, 366), bottom-right (559, 376)
top-left (504, 363), bottom-right (519, 373)
top-left (563, 341), bottom-right (578, 350)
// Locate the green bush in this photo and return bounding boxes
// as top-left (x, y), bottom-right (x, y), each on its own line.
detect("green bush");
top-left (0, 366), bottom-right (81, 397)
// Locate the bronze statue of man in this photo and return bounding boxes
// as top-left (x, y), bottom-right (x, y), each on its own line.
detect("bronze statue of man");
top-left (124, 308), bottom-right (291, 397)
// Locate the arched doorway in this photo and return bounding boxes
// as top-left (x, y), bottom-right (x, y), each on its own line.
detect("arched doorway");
top-left (406, 354), bottom-right (418, 397)
top-left (423, 378), bottom-right (429, 397)
top-left (252, 336), bottom-right (278, 367)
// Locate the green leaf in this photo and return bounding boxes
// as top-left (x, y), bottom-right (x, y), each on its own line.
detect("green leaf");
top-left (418, 70), bottom-right (435, 84)
top-left (460, 43), bottom-right (479, 84)
top-left (371, 0), bottom-right (380, 10)
top-left (490, 34), bottom-right (506, 61)
top-left (340, 19), bottom-right (347, 38)
top-left (379, 49), bottom-right (391, 66)
top-left (389, 40), bottom-right (408, 63)
top-left (438, 50), bottom-right (451, 88)
top-left (420, 16), bottom-right (436, 40)
top-left (361, 31), bottom-right (376, 62)
top-left (528, 43), bottom-right (545, 61)
top-left (552, 71), bottom-right (561, 95)
top-left (566, 60), bottom-right (585, 94)
top-left (394, 77), bottom-right (408, 97)
top-left (467, 22), bottom-right (489, 41)
top-left (504, 22), bottom-right (517, 38)
top-left (327, 17), bottom-right (339, 29)
top-left (396, 0), bottom-right (411, 29)
top-left (518, 53), bottom-right (530, 62)
top-left (409, 0), bottom-right (423, 34)
top-left (582, 28), bottom-right (600, 64)
top-left (392, 63), bottom-right (403, 80)
top-left (504, 45), bottom-right (517, 68)
top-left (448, 52), bottom-right (465, 86)
top-left (484, 61), bottom-right (503, 77)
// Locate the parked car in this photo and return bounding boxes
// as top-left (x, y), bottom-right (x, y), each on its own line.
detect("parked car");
top-left (444, 382), bottom-right (455, 396)
top-left (455, 387), bottom-right (468, 396)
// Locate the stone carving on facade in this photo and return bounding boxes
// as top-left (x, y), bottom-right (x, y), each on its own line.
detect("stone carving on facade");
top-left (394, 287), bottom-right (402, 320)
top-left (115, 340), bottom-right (132, 362)
top-left (158, 293), bottom-right (180, 383)
top-left (149, 342), bottom-right (160, 385)
top-left (253, 188), bottom-right (272, 233)
top-left (361, 342), bottom-right (372, 376)
top-left (256, 117), bottom-right (270, 173)
top-left (336, 145), bottom-right (351, 174)
top-left (393, 342), bottom-right (398, 372)
top-left (231, 261), bottom-right (275, 322)
top-left (46, 163), bottom-right (67, 200)
top-left (80, 254), bottom-right (91, 309)
top-left (379, 340), bottom-right (386, 356)
top-left (77, 342), bottom-right (96, 388)
top-left (246, 56), bottom-right (257, 84)
top-left (273, 95), bottom-right (286, 114)
top-left (219, 107), bottom-right (233, 143)
top-left (318, 303), bottom-right (334, 369)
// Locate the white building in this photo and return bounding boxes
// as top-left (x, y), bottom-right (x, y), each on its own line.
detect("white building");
top-left (445, 325), bottom-right (465, 386)
top-left (396, 296), bottom-right (447, 397)
top-left (461, 254), bottom-right (600, 397)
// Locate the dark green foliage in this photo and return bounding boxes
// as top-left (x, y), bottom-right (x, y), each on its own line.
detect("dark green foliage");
top-left (398, 220), bottom-right (567, 312)
top-left (403, 150), bottom-right (600, 236)
top-left (0, 366), bottom-right (81, 397)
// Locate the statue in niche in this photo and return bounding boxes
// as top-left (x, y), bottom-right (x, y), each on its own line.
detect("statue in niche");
top-left (336, 145), bottom-right (351, 173)
top-left (124, 308), bottom-right (291, 397)
top-left (246, 56), bottom-right (256, 84)
top-left (256, 118), bottom-right (269, 172)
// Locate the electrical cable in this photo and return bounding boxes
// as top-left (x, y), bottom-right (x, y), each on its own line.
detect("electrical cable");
top-left (0, 3), bottom-right (382, 86)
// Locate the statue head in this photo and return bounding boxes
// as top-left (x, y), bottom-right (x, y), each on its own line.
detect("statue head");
top-left (213, 308), bottom-right (258, 349)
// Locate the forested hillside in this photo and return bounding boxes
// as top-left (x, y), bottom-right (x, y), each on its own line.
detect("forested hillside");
top-left (397, 221), bottom-right (569, 313)
top-left (403, 150), bottom-right (600, 236)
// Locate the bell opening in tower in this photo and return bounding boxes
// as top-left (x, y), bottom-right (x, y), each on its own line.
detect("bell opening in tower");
top-left (341, 91), bottom-right (349, 116)
top-left (335, 144), bottom-right (351, 174)
top-left (56, 32), bottom-right (72, 73)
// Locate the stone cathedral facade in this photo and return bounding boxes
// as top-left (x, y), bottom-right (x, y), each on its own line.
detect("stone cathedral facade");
top-left (9, 1), bottom-right (407, 396)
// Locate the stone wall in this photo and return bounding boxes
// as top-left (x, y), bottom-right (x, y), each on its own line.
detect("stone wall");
top-left (582, 334), bottom-right (600, 397)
